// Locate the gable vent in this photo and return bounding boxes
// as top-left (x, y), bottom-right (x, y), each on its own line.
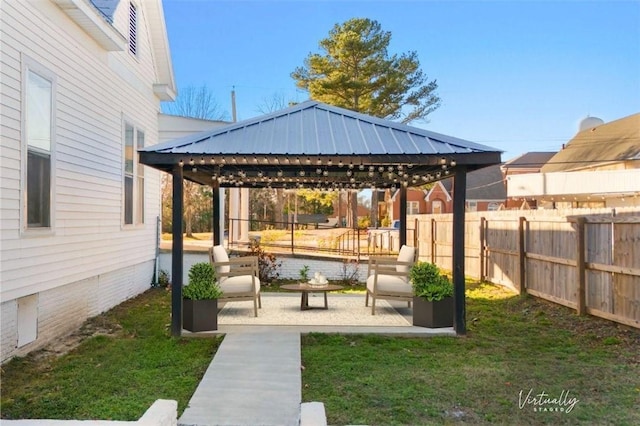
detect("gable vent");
top-left (129, 2), bottom-right (137, 55)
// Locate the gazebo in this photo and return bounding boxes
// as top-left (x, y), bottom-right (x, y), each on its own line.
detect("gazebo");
top-left (139, 101), bottom-right (502, 335)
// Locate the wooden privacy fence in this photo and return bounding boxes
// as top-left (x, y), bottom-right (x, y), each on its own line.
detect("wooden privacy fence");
top-left (410, 207), bottom-right (640, 329)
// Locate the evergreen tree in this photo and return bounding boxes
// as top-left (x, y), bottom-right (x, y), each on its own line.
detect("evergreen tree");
top-left (291, 18), bottom-right (441, 124)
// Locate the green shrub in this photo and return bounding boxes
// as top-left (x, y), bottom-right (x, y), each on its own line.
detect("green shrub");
top-left (410, 261), bottom-right (453, 301)
top-left (183, 262), bottom-right (222, 300)
top-left (157, 269), bottom-right (170, 288)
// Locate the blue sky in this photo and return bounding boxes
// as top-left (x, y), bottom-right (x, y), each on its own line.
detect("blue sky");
top-left (162, 0), bottom-right (640, 160)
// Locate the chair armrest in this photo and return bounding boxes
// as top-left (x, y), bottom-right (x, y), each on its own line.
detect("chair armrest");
top-left (213, 256), bottom-right (259, 280)
top-left (367, 255), bottom-right (397, 274)
top-left (369, 259), bottom-right (414, 277)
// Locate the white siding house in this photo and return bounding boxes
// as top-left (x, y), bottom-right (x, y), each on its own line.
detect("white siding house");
top-left (0, 0), bottom-right (176, 363)
top-left (506, 114), bottom-right (640, 209)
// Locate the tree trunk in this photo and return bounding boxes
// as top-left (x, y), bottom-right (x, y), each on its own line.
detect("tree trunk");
top-left (275, 188), bottom-right (285, 227)
top-left (351, 190), bottom-right (358, 228)
top-left (185, 215), bottom-right (193, 238)
top-left (371, 190), bottom-right (379, 228)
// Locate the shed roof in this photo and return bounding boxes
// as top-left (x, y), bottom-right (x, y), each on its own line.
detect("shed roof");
top-left (541, 113), bottom-right (640, 173)
top-left (140, 100), bottom-right (501, 189)
top-left (441, 164), bottom-right (506, 201)
top-left (503, 152), bottom-right (556, 169)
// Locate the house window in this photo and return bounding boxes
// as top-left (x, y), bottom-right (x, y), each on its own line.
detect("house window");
top-left (467, 201), bottom-right (478, 212)
top-left (407, 201), bottom-right (420, 215)
top-left (136, 130), bottom-right (145, 224)
top-left (128, 2), bottom-right (137, 55)
top-left (123, 123), bottom-right (144, 225)
top-left (432, 200), bottom-right (443, 214)
top-left (25, 69), bottom-right (53, 229)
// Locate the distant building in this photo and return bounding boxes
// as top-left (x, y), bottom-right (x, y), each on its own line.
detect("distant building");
top-left (502, 152), bottom-right (556, 209)
top-left (383, 164), bottom-right (507, 218)
top-left (507, 114), bottom-right (640, 208)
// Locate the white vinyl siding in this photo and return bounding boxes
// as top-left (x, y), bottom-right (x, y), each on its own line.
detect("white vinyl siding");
top-left (0, 0), bottom-right (164, 362)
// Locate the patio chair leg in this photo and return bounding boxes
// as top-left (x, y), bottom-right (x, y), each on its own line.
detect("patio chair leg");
top-left (365, 292), bottom-right (369, 307)
top-left (371, 297), bottom-right (376, 315)
top-left (258, 293), bottom-right (262, 308)
top-left (253, 298), bottom-right (258, 317)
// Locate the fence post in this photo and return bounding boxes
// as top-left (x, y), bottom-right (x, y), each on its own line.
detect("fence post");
top-left (576, 217), bottom-right (586, 315)
top-left (479, 217), bottom-right (486, 281)
top-left (518, 217), bottom-right (526, 295)
top-left (430, 218), bottom-right (436, 264)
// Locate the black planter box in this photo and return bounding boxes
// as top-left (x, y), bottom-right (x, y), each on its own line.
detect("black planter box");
top-left (183, 299), bottom-right (218, 332)
top-left (413, 296), bottom-right (453, 328)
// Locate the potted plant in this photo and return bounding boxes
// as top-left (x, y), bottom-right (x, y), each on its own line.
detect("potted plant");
top-left (183, 262), bottom-right (222, 332)
top-left (410, 261), bottom-right (454, 328)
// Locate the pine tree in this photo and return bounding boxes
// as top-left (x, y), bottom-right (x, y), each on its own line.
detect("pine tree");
top-left (292, 18), bottom-right (441, 124)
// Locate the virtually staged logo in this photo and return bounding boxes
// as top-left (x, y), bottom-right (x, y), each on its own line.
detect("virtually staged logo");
top-left (518, 389), bottom-right (579, 413)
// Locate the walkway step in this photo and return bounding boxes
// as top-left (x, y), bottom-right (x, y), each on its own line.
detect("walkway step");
top-left (179, 331), bottom-right (301, 426)
top-left (300, 402), bottom-right (327, 426)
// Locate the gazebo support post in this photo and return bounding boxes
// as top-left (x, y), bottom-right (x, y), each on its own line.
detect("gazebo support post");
top-left (212, 181), bottom-right (221, 246)
top-left (399, 186), bottom-right (407, 247)
top-left (171, 166), bottom-right (184, 336)
top-left (452, 166), bottom-right (467, 335)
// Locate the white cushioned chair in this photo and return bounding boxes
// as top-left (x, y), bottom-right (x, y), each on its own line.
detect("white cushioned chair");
top-left (209, 245), bottom-right (262, 317)
top-left (365, 245), bottom-right (418, 315)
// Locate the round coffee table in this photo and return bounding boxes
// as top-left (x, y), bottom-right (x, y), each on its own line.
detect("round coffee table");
top-left (280, 283), bottom-right (345, 311)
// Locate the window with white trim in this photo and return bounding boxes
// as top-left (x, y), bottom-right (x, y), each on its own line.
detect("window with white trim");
top-left (128, 2), bottom-right (137, 55)
top-left (407, 201), bottom-right (420, 215)
top-left (25, 68), bottom-right (54, 229)
top-left (467, 201), bottom-right (478, 212)
top-left (123, 122), bottom-right (144, 225)
top-left (136, 130), bottom-right (145, 224)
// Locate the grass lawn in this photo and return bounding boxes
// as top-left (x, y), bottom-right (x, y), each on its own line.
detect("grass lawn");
top-left (2, 282), bottom-right (638, 424)
top-left (0, 288), bottom-right (222, 421)
top-left (301, 282), bottom-right (640, 425)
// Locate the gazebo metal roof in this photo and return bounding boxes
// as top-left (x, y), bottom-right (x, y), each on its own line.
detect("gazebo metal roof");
top-left (140, 101), bottom-right (502, 337)
top-left (140, 100), bottom-right (501, 189)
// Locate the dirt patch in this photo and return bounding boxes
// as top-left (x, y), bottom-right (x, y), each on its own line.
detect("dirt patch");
top-left (32, 317), bottom-right (123, 362)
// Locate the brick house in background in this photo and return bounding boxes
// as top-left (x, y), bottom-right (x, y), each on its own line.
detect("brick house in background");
top-left (385, 164), bottom-right (507, 218)
top-left (439, 164), bottom-right (507, 212)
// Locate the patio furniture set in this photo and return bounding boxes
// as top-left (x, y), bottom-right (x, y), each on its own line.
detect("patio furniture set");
top-left (209, 244), bottom-right (418, 315)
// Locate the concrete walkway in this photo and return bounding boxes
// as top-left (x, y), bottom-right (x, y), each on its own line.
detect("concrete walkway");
top-left (178, 296), bottom-right (455, 426)
top-left (179, 331), bottom-right (302, 426)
